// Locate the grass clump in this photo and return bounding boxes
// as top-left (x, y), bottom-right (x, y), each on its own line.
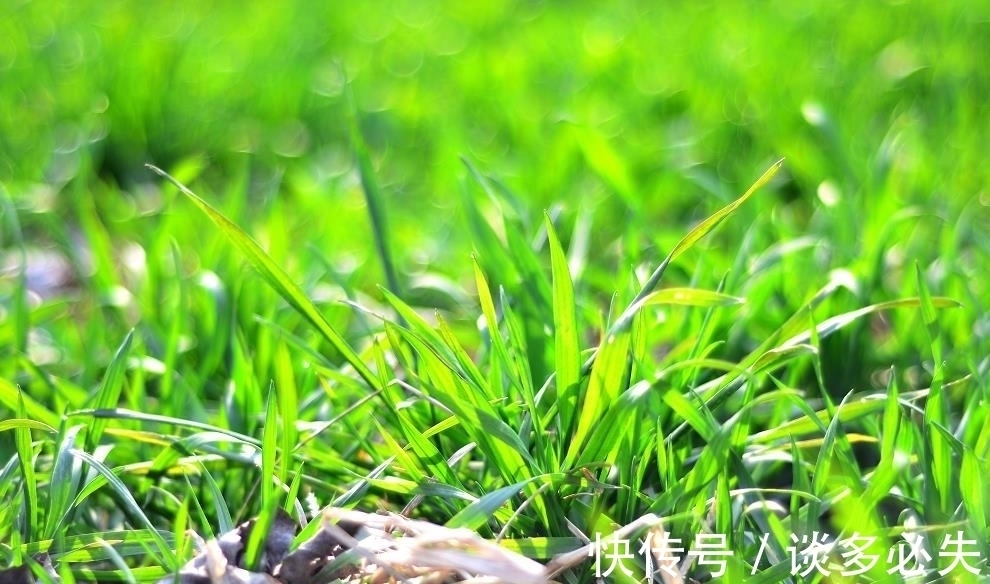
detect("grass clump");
top-left (2, 1), bottom-right (988, 583)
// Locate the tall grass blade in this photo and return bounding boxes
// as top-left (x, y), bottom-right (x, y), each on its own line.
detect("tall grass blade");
top-left (0, 378), bottom-right (59, 428)
top-left (564, 328), bottom-right (631, 468)
top-left (261, 382), bottom-right (278, 510)
top-left (146, 164), bottom-right (380, 393)
top-left (44, 425), bottom-right (85, 540)
top-left (545, 214), bottom-right (581, 438)
top-left (916, 264), bottom-right (952, 517)
top-left (609, 159), bottom-right (783, 335)
top-left (68, 450), bottom-right (176, 568)
top-left (14, 395), bottom-right (39, 540)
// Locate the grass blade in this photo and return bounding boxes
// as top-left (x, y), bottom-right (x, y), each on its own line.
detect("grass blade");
top-left (146, 164), bottom-right (380, 393)
top-left (609, 159), bottom-right (783, 335)
top-left (545, 214), bottom-right (581, 438)
top-left (446, 477), bottom-right (544, 531)
top-left (565, 328), bottom-right (631, 468)
top-left (68, 450), bottom-right (176, 569)
top-left (640, 287), bottom-right (745, 307)
top-left (0, 378), bottom-right (59, 429)
top-left (14, 396), bottom-right (40, 542)
top-left (44, 425), bottom-right (85, 540)
top-left (85, 329), bottom-right (134, 452)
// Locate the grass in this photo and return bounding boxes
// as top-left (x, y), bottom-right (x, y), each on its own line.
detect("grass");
top-left (1, 1), bottom-right (989, 582)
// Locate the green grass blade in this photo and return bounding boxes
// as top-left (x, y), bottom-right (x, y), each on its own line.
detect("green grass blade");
top-left (545, 214), bottom-right (581, 438)
top-left (14, 396), bottom-right (39, 541)
top-left (609, 159), bottom-right (783, 335)
top-left (274, 344), bottom-right (298, 485)
top-left (23, 529), bottom-right (177, 563)
top-left (445, 476), bottom-right (544, 531)
top-left (146, 164), bottom-right (379, 393)
top-left (676, 296), bottom-right (963, 439)
top-left (69, 408), bottom-right (261, 446)
top-left (749, 396), bottom-right (884, 444)
top-left (0, 419), bottom-right (56, 434)
top-left (261, 382), bottom-right (278, 510)
top-left (85, 329), bottom-right (134, 452)
top-left (474, 259), bottom-right (539, 432)
top-left (68, 450), bottom-right (176, 568)
top-left (777, 296), bottom-right (960, 350)
top-left (860, 369), bottom-right (903, 511)
top-left (0, 378), bottom-right (59, 429)
top-left (395, 411), bottom-right (466, 491)
top-left (44, 425), bottom-right (85, 540)
top-left (959, 444), bottom-right (987, 528)
top-left (574, 380), bottom-right (653, 467)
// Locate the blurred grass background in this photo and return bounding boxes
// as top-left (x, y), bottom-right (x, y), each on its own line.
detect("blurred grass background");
top-left (4, 0), bottom-right (987, 380)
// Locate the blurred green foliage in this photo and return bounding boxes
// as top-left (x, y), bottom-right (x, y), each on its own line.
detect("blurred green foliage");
top-left (4, 0), bottom-right (987, 382)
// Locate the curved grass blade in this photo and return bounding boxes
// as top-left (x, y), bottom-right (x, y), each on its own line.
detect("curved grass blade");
top-left (146, 164), bottom-right (379, 393)
top-left (68, 450), bottom-right (176, 568)
top-left (669, 295), bottom-right (963, 443)
top-left (70, 408), bottom-right (261, 446)
top-left (0, 378), bottom-right (59, 429)
top-left (640, 287), bottom-right (745, 307)
top-left (609, 159), bottom-right (783, 336)
top-left (446, 476), bottom-right (545, 531)
top-left (14, 397), bottom-right (40, 543)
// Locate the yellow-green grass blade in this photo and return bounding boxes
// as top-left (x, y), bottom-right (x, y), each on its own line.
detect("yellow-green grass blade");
top-left (474, 260), bottom-right (540, 434)
top-left (347, 83), bottom-right (403, 302)
top-left (0, 378), bottom-right (59, 429)
top-left (43, 425), bottom-right (85, 541)
top-left (445, 478), bottom-right (545, 531)
top-left (564, 328), bottom-right (631, 469)
top-left (545, 214), bottom-right (581, 440)
top-left (609, 159), bottom-right (783, 336)
top-left (640, 287), bottom-right (745, 307)
top-left (0, 418), bottom-right (56, 434)
top-left (394, 410), bottom-right (467, 492)
top-left (13, 398), bottom-right (40, 543)
top-left (68, 451), bottom-right (176, 569)
top-left (146, 164), bottom-right (379, 393)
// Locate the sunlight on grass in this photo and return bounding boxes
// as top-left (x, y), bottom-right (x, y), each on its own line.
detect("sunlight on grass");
top-left (1, 1), bottom-right (988, 583)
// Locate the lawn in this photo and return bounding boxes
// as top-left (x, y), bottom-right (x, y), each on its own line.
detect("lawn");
top-left (1, 1), bottom-right (988, 582)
